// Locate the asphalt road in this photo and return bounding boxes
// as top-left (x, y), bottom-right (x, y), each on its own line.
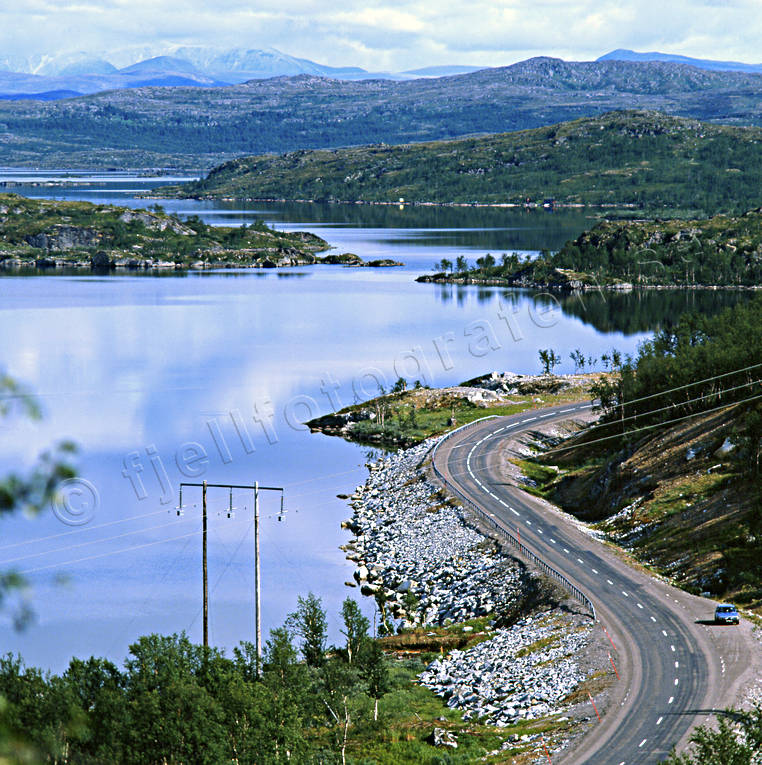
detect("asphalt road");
top-left (432, 403), bottom-right (760, 765)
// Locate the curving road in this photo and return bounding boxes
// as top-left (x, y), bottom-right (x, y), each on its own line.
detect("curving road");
top-left (432, 403), bottom-right (760, 765)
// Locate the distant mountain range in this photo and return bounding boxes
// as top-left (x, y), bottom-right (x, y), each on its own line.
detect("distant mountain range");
top-left (3, 56), bottom-right (762, 170)
top-left (598, 49), bottom-right (762, 73)
top-left (0, 47), bottom-right (486, 99)
top-left (2, 46), bottom-right (761, 101)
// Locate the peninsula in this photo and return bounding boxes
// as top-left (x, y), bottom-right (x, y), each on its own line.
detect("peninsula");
top-left (164, 111), bottom-right (762, 217)
top-left (0, 192), bottom-right (401, 271)
top-left (417, 208), bottom-right (762, 290)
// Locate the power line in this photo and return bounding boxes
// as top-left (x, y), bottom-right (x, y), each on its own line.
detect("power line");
top-left (0, 465), bottom-right (362, 554)
top-left (105, 533), bottom-right (195, 657)
top-left (613, 360), bottom-right (762, 411)
top-left (443, 390), bottom-right (762, 479)
top-left (0, 507), bottom-right (173, 552)
top-left (18, 512), bottom-right (262, 576)
top-left (0, 515), bottom-right (196, 565)
top-left (587, 376), bottom-right (762, 433)
top-left (546, 392), bottom-right (762, 454)
top-left (19, 528), bottom-right (205, 575)
top-left (185, 516), bottom-right (255, 635)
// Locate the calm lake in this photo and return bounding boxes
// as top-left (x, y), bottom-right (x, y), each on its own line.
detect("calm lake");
top-left (0, 174), bottom-right (749, 671)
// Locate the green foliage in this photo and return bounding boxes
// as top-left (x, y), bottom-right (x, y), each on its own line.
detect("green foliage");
top-left (359, 641), bottom-right (391, 722)
top-left (588, 297), bottom-right (762, 445)
top-left (340, 598), bottom-right (371, 665)
top-left (538, 349), bottom-right (562, 375)
top-left (731, 403), bottom-right (762, 478)
top-left (662, 706), bottom-right (762, 764)
top-left (286, 592), bottom-right (328, 668)
top-left (0, 373), bottom-right (79, 631)
top-left (553, 209), bottom-right (762, 287)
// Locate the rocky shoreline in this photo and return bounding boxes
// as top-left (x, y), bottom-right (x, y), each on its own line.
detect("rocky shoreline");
top-left (0, 251), bottom-right (403, 273)
top-left (343, 441), bottom-right (527, 627)
top-left (341, 437), bottom-right (606, 740)
top-left (417, 272), bottom-right (762, 292)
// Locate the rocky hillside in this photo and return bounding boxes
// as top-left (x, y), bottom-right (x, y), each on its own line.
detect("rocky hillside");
top-left (526, 405), bottom-right (761, 613)
top-left (554, 208), bottom-right (762, 286)
top-left (173, 111), bottom-right (762, 215)
top-left (521, 297), bottom-right (762, 612)
top-left (4, 57), bottom-right (762, 169)
top-left (0, 193), bottom-right (333, 270)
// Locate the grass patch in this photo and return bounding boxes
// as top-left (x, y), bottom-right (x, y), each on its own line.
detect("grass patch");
top-left (643, 472), bottom-right (733, 523)
top-left (341, 657), bottom-right (576, 764)
top-left (515, 634), bottom-right (560, 658)
top-left (511, 459), bottom-right (559, 497)
top-left (561, 671), bottom-right (613, 705)
top-left (314, 382), bottom-right (595, 448)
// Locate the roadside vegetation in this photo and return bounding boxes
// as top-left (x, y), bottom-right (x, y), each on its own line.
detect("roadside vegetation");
top-left (307, 372), bottom-right (600, 448)
top-left (662, 706), bottom-right (762, 764)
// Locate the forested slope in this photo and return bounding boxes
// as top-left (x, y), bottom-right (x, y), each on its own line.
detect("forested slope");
top-left (175, 111), bottom-right (762, 215)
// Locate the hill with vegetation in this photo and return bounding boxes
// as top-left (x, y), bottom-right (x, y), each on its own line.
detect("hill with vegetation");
top-left (419, 207), bottom-right (762, 289)
top-left (523, 297), bottom-right (762, 612)
top-left (172, 111), bottom-right (762, 216)
top-left (4, 57), bottom-right (762, 169)
top-left (0, 193), bottom-right (337, 271)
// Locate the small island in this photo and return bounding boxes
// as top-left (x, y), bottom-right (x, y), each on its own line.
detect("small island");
top-left (0, 193), bottom-right (402, 272)
top-left (418, 208), bottom-right (762, 290)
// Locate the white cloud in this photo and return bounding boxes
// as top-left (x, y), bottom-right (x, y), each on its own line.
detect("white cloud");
top-left (0, 0), bottom-right (761, 71)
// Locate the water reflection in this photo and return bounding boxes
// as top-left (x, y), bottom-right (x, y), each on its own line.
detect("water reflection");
top-left (428, 283), bottom-right (752, 334)
top-left (555, 289), bottom-right (750, 335)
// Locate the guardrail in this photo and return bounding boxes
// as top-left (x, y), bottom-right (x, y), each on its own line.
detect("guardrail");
top-left (428, 414), bottom-right (597, 621)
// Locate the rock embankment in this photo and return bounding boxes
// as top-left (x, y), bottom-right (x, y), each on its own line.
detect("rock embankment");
top-left (342, 435), bottom-right (606, 742)
top-left (344, 440), bottom-right (526, 626)
top-left (419, 612), bottom-right (592, 726)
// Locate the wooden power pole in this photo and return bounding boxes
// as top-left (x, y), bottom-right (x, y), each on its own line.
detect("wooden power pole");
top-left (202, 480), bottom-right (208, 649)
top-left (177, 480), bottom-right (283, 669)
top-left (254, 481), bottom-right (262, 676)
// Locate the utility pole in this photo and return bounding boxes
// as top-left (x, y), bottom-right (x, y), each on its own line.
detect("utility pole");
top-left (254, 481), bottom-right (262, 676)
top-left (202, 480), bottom-right (208, 649)
top-left (177, 481), bottom-right (283, 672)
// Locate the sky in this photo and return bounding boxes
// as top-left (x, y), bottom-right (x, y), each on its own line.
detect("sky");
top-left (1, 0), bottom-right (761, 72)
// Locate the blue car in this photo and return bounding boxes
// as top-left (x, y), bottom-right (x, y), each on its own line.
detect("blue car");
top-left (714, 604), bottom-right (740, 624)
